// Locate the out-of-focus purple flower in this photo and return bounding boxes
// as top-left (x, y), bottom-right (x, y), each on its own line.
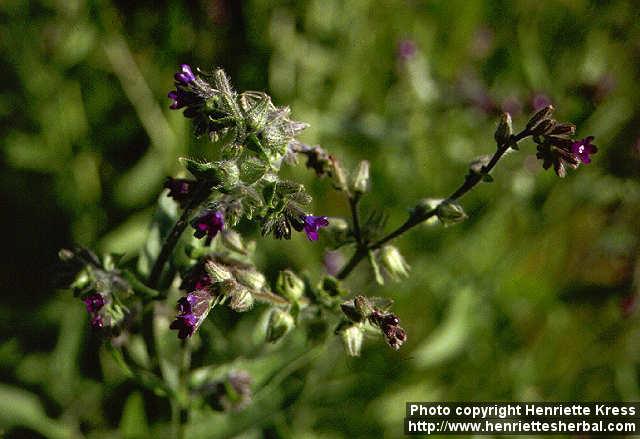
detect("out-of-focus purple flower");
top-left (164, 177), bottom-right (196, 207)
top-left (303, 215), bottom-right (329, 241)
top-left (174, 64), bottom-right (196, 85)
top-left (571, 136), bottom-right (598, 164)
top-left (501, 96), bottom-right (522, 118)
top-left (397, 39), bottom-right (417, 61)
top-left (192, 210), bottom-right (224, 240)
top-left (324, 250), bottom-right (345, 276)
top-left (531, 93), bottom-right (552, 111)
top-left (470, 27), bottom-right (494, 59)
top-left (170, 289), bottom-right (214, 339)
top-left (83, 293), bottom-right (105, 313)
top-left (621, 294), bottom-right (637, 318)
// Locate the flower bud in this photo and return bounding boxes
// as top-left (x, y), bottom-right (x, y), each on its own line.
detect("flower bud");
top-left (341, 300), bottom-right (365, 322)
top-left (330, 157), bottom-right (349, 192)
top-left (275, 270), bottom-right (305, 302)
top-left (204, 260), bottom-right (233, 283)
top-left (436, 200), bottom-right (467, 226)
top-left (214, 160), bottom-right (240, 191)
top-left (266, 309), bottom-right (295, 343)
top-left (529, 118), bottom-right (556, 136)
top-left (234, 269), bottom-right (266, 291)
top-left (494, 112), bottom-right (512, 146)
top-left (341, 324), bottom-right (364, 356)
top-left (379, 245), bottom-right (410, 281)
top-left (221, 229), bottom-right (246, 254)
top-left (354, 295), bottom-right (374, 318)
top-left (228, 286), bottom-right (254, 312)
top-left (350, 160), bottom-right (370, 194)
top-left (410, 198), bottom-right (442, 221)
top-left (526, 105), bottom-right (554, 133)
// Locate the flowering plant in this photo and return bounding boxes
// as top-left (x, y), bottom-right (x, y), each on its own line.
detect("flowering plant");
top-left (57, 64), bottom-right (596, 437)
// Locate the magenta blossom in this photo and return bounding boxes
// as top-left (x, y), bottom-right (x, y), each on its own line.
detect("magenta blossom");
top-left (303, 215), bottom-right (329, 241)
top-left (571, 136), bottom-right (598, 164)
top-left (192, 210), bottom-right (224, 240)
top-left (164, 177), bottom-right (195, 207)
top-left (174, 64), bottom-right (196, 85)
top-left (83, 293), bottom-right (105, 313)
top-left (170, 289), bottom-right (214, 339)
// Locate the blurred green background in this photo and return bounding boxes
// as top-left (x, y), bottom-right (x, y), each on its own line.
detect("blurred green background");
top-left (2, 0), bottom-right (640, 437)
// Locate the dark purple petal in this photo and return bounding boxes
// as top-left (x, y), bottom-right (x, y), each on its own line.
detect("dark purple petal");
top-left (174, 64), bottom-right (196, 85)
top-left (168, 90), bottom-right (185, 109)
top-left (571, 136), bottom-right (597, 164)
top-left (170, 314), bottom-right (197, 339)
top-left (302, 215), bottom-right (329, 241)
top-left (164, 177), bottom-right (195, 206)
top-left (192, 211), bottom-right (225, 240)
top-left (83, 293), bottom-right (105, 313)
top-left (90, 314), bottom-right (104, 329)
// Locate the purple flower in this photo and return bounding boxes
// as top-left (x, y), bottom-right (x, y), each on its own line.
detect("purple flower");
top-left (90, 314), bottom-right (104, 329)
top-left (571, 136), bottom-right (598, 164)
top-left (170, 314), bottom-right (198, 339)
top-left (174, 64), bottom-right (196, 85)
top-left (531, 93), bottom-right (552, 111)
top-left (397, 39), bottom-right (417, 61)
top-left (369, 310), bottom-right (407, 350)
top-left (168, 89), bottom-right (190, 110)
top-left (164, 177), bottom-right (195, 207)
top-left (303, 215), bottom-right (329, 241)
top-left (83, 293), bottom-right (105, 313)
top-left (180, 260), bottom-right (213, 292)
top-left (170, 289), bottom-right (214, 339)
top-left (192, 210), bottom-right (225, 240)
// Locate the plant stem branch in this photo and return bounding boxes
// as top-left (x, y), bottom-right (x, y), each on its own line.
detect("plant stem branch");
top-left (148, 182), bottom-right (210, 290)
top-left (349, 194), bottom-right (363, 246)
top-left (336, 131), bottom-right (529, 280)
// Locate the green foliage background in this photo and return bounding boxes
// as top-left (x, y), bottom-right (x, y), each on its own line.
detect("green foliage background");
top-left (1, 0), bottom-right (640, 437)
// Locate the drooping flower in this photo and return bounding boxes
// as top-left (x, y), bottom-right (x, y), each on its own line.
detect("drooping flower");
top-left (83, 293), bottom-right (105, 313)
top-left (170, 289), bottom-right (215, 339)
top-left (174, 64), bottom-right (196, 85)
top-left (571, 136), bottom-right (598, 164)
top-left (164, 177), bottom-right (196, 207)
top-left (192, 210), bottom-right (224, 240)
top-left (302, 215), bottom-right (329, 241)
top-left (167, 89), bottom-right (189, 110)
top-left (369, 310), bottom-right (407, 350)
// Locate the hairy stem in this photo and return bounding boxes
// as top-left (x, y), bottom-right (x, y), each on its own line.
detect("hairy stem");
top-left (148, 181), bottom-right (210, 290)
top-left (349, 194), bottom-right (363, 246)
top-left (336, 130), bottom-right (529, 280)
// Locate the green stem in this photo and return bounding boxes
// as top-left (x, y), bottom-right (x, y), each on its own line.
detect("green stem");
top-left (148, 181), bottom-right (210, 290)
top-left (336, 131), bottom-right (529, 280)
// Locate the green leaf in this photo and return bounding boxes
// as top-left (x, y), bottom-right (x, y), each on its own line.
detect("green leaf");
top-left (0, 384), bottom-right (73, 439)
top-left (137, 193), bottom-right (179, 278)
top-left (413, 287), bottom-right (476, 369)
top-left (239, 156), bottom-right (268, 185)
top-left (120, 392), bottom-right (150, 439)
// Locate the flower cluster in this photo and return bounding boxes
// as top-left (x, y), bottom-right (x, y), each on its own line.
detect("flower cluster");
top-left (530, 106), bottom-right (598, 177)
top-left (369, 310), bottom-right (407, 350)
top-left (83, 292), bottom-right (105, 329)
